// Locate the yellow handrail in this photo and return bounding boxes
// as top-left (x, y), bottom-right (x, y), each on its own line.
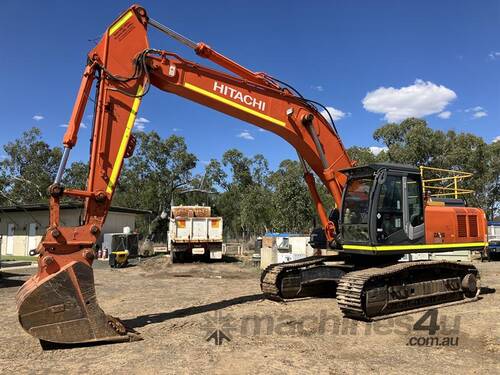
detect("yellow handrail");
top-left (419, 166), bottom-right (474, 199)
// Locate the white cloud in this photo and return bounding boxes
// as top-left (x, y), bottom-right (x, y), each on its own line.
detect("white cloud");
top-left (465, 106), bottom-right (483, 112)
top-left (258, 129), bottom-right (267, 132)
top-left (437, 111), bottom-right (452, 119)
top-left (488, 51), bottom-right (500, 60)
top-left (492, 136), bottom-right (500, 143)
top-left (59, 123), bottom-right (87, 129)
top-left (134, 117), bottom-right (150, 131)
top-left (200, 160), bottom-right (210, 165)
top-left (369, 146), bottom-right (388, 155)
top-left (32, 115), bottom-right (44, 121)
top-left (172, 128), bottom-right (182, 132)
top-left (135, 117), bottom-right (150, 124)
top-left (362, 79), bottom-right (457, 122)
top-left (472, 111), bottom-right (487, 119)
top-left (311, 85), bottom-right (324, 92)
top-left (465, 106), bottom-right (487, 119)
top-left (320, 106), bottom-right (347, 122)
top-left (237, 131), bottom-right (254, 140)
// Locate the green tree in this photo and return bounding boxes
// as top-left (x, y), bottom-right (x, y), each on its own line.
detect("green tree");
top-left (203, 159), bottom-right (228, 191)
top-left (347, 146), bottom-right (387, 166)
top-left (239, 154), bottom-right (273, 236)
top-left (222, 149), bottom-right (253, 188)
top-left (373, 118), bottom-right (446, 165)
top-left (269, 159), bottom-right (315, 233)
top-left (63, 161), bottom-right (89, 190)
top-left (215, 150), bottom-right (274, 238)
top-left (114, 132), bottom-right (197, 214)
top-left (0, 127), bottom-right (62, 205)
top-left (240, 183), bottom-right (272, 236)
top-left (372, 118), bottom-right (499, 219)
top-left (177, 159), bottom-right (227, 209)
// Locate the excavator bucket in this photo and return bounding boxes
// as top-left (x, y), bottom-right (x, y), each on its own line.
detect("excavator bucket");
top-left (16, 260), bottom-right (140, 346)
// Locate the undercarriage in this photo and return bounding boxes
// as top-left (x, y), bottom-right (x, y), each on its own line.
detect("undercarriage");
top-left (260, 255), bottom-right (479, 320)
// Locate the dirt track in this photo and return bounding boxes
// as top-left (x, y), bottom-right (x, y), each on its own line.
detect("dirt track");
top-left (1, 257), bottom-right (499, 374)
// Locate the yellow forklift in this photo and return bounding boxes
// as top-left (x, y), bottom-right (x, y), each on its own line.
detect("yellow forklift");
top-left (103, 233), bottom-right (139, 268)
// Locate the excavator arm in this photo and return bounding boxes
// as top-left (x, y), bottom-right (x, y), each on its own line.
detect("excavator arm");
top-left (16, 5), bottom-right (352, 345)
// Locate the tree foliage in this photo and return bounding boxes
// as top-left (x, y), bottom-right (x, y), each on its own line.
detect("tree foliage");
top-left (0, 128), bottom-right (61, 204)
top-left (213, 149), bottom-right (273, 238)
top-left (269, 159), bottom-right (315, 233)
top-left (113, 132), bottom-right (197, 213)
top-left (63, 161), bottom-right (88, 190)
top-left (367, 118), bottom-right (498, 219)
top-left (1, 118), bottom-right (498, 241)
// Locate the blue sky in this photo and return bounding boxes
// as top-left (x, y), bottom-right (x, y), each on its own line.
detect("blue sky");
top-left (1, 0), bottom-right (499, 173)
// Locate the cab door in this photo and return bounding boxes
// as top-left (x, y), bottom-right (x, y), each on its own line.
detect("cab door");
top-left (373, 172), bottom-right (424, 245)
top-left (374, 174), bottom-right (406, 244)
top-left (403, 175), bottom-right (424, 242)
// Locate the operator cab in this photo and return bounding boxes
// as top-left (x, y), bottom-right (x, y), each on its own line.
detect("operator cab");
top-left (339, 163), bottom-right (425, 250)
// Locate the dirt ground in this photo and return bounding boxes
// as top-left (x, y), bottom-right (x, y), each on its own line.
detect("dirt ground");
top-left (1, 257), bottom-right (499, 375)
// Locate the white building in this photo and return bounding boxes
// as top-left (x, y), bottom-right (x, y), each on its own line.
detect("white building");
top-left (0, 203), bottom-right (150, 257)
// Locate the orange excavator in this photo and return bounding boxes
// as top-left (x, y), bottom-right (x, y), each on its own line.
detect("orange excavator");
top-left (17, 5), bottom-right (487, 346)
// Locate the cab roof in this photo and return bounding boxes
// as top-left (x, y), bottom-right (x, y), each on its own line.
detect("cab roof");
top-left (340, 163), bottom-right (420, 177)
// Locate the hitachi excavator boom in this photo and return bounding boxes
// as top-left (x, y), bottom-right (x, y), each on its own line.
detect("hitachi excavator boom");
top-left (16, 4), bottom-right (351, 346)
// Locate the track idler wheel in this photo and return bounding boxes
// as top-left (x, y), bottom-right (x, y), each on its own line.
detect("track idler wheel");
top-left (16, 260), bottom-right (140, 346)
top-left (461, 273), bottom-right (478, 298)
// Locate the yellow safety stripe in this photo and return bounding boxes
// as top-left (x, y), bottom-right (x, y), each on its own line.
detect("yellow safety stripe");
top-left (106, 85), bottom-right (143, 194)
top-left (343, 242), bottom-right (487, 252)
top-left (183, 82), bottom-right (286, 127)
top-left (109, 11), bottom-right (133, 36)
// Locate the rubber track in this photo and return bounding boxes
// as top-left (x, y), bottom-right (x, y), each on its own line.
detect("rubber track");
top-left (260, 256), bottom-right (329, 300)
top-left (336, 260), bottom-right (478, 320)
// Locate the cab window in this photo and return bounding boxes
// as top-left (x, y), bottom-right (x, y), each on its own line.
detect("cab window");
top-left (407, 176), bottom-right (424, 227)
top-left (342, 177), bottom-right (372, 242)
top-left (377, 175), bottom-right (403, 238)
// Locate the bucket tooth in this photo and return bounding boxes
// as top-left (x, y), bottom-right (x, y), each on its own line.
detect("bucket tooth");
top-left (16, 260), bottom-right (141, 345)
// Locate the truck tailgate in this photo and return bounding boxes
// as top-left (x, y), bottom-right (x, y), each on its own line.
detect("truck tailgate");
top-left (170, 217), bottom-right (223, 242)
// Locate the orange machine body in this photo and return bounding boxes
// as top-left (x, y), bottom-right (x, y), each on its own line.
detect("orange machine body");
top-left (424, 205), bottom-right (488, 247)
